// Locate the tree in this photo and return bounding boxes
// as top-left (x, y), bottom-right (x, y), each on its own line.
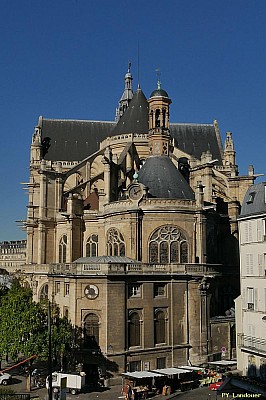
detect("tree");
top-left (0, 280), bottom-right (74, 390)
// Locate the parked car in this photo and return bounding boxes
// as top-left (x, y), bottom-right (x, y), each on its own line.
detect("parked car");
top-left (0, 372), bottom-right (12, 385)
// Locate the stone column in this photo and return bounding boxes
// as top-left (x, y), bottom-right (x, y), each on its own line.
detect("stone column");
top-left (198, 277), bottom-right (211, 361)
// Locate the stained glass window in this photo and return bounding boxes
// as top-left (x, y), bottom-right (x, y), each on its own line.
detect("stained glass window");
top-left (148, 226), bottom-right (188, 263)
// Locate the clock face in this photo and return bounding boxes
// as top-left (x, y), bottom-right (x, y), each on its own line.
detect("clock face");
top-left (84, 284), bottom-right (99, 299)
top-left (128, 184), bottom-right (143, 201)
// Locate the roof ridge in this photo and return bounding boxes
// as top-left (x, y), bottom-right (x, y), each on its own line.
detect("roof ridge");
top-left (170, 122), bottom-right (213, 126)
top-left (43, 118), bottom-right (115, 124)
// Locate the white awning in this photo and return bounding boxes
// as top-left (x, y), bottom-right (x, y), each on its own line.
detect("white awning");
top-left (152, 368), bottom-right (191, 377)
top-left (122, 371), bottom-right (163, 379)
top-left (178, 366), bottom-right (204, 371)
top-left (208, 360), bottom-right (237, 366)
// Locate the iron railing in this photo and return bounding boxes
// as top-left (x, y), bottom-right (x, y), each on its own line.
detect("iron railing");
top-left (238, 333), bottom-right (266, 355)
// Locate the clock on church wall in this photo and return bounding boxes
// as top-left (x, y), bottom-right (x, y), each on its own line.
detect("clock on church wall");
top-left (84, 284), bottom-right (99, 299)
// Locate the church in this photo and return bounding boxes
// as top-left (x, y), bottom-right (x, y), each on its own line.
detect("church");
top-left (24, 65), bottom-right (255, 382)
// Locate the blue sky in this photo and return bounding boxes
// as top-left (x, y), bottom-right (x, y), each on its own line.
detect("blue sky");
top-left (0, 0), bottom-right (266, 240)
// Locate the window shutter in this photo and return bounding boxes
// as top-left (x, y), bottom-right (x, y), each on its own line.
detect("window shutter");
top-left (257, 219), bottom-right (263, 241)
top-left (244, 222), bottom-right (249, 243)
top-left (242, 288), bottom-right (246, 309)
top-left (258, 254), bottom-right (263, 276)
top-left (248, 221), bottom-right (252, 242)
top-left (254, 288), bottom-right (258, 311)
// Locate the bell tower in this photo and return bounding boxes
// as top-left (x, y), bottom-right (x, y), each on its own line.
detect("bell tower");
top-left (148, 79), bottom-right (172, 156)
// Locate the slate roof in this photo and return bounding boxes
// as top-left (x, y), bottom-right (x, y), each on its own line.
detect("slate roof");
top-left (40, 92), bottom-right (223, 163)
top-left (110, 87), bottom-right (149, 136)
top-left (240, 182), bottom-right (266, 217)
top-left (138, 156), bottom-right (195, 200)
top-left (41, 119), bottom-right (115, 161)
top-left (170, 123), bottom-right (223, 163)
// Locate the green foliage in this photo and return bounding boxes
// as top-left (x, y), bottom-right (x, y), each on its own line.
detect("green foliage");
top-left (0, 280), bottom-right (74, 369)
top-left (0, 386), bottom-right (15, 394)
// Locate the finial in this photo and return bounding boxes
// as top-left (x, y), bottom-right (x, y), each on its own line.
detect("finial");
top-left (133, 171), bottom-right (139, 182)
top-left (155, 68), bottom-right (161, 89)
top-left (128, 61), bottom-right (131, 73)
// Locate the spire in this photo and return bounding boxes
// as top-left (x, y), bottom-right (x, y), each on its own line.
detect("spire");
top-left (115, 63), bottom-right (134, 122)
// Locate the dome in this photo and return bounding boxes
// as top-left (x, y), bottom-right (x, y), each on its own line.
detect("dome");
top-left (138, 156), bottom-right (195, 200)
top-left (150, 87), bottom-right (169, 98)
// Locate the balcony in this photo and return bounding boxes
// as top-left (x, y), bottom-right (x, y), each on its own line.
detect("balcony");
top-left (238, 333), bottom-right (266, 356)
top-left (46, 262), bottom-right (225, 277)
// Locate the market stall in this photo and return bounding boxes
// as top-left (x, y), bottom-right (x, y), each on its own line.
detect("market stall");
top-left (151, 367), bottom-right (192, 393)
top-left (121, 371), bottom-right (164, 399)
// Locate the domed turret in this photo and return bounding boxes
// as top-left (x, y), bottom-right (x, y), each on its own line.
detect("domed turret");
top-left (150, 80), bottom-right (169, 98)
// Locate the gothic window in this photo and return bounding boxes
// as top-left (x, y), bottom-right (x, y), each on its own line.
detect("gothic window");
top-left (148, 226), bottom-right (188, 264)
top-left (154, 309), bottom-right (166, 345)
top-left (128, 311), bottom-right (141, 347)
top-left (39, 284), bottom-right (48, 301)
top-left (86, 234), bottom-right (98, 257)
top-left (106, 228), bottom-right (125, 256)
top-left (59, 234), bottom-right (67, 263)
top-left (180, 241), bottom-right (188, 263)
top-left (84, 313), bottom-right (99, 348)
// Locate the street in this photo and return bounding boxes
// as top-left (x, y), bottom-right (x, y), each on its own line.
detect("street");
top-left (6, 373), bottom-right (219, 400)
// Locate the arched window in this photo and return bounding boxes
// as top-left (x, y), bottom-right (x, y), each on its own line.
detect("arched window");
top-left (148, 225), bottom-right (188, 264)
top-left (39, 284), bottom-right (48, 301)
top-left (155, 109), bottom-right (160, 127)
top-left (86, 234), bottom-right (98, 257)
top-left (59, 235), bottom-right (67, 263)
top-left (154, 309), bottom-right (166, 345)
top-left (106, 228), bottom-right (125, 256)
top-left (84, 313), bottom-right (99, 348)
top-left (128, 311), bottom-right (141, 347)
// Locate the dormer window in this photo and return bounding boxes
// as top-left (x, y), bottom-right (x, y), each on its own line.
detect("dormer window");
top-left (247, 192), bottom-right (256, 204)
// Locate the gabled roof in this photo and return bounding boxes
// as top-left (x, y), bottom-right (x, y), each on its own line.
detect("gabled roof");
top-left (170, 123), bottom-right (223, 163)
top-left (138, 156), bottom-right (195, 200)
top-left (41, 118), bottom-right (115, 161)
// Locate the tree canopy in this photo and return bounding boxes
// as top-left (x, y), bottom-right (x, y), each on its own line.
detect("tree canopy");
top-left (0, 280), bottom-right (74, 370)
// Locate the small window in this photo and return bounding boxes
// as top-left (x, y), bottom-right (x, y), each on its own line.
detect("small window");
top-left (63, 307), bottom-right (69, 319)
top-left (128, 284), bottom-right (142, 298)
top-left (247, 192), bottom-right (256, 204)
top-left (64, 283), bottom-right (70, 296)
top-left (129, 360), bottom-right (141, 372)
top-left (247, 287), bottom-right (254, 310)
top-left (154, 283), bottom-right (166, 297)
top-left (55, 281), bottom-right (60, 294)
top-left (157, 357), bottom-right (166, 369)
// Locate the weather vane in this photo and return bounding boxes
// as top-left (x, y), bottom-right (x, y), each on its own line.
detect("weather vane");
top-left (155, 68), bottom-right (161, 89)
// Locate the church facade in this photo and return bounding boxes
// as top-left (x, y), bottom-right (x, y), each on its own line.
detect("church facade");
top-left (23, 66), bottom-right (255, 380)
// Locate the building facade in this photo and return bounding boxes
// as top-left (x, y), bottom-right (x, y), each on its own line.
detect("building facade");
top-left (22, 67), bottom-right (256, 380)
top-left (236, 182), bottom-right (266, 382)
top-left (0, 240), bottom-right (26, 272)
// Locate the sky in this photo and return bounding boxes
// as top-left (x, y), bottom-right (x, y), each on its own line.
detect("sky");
top-left (0, 0), bottom-right (266, 241)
